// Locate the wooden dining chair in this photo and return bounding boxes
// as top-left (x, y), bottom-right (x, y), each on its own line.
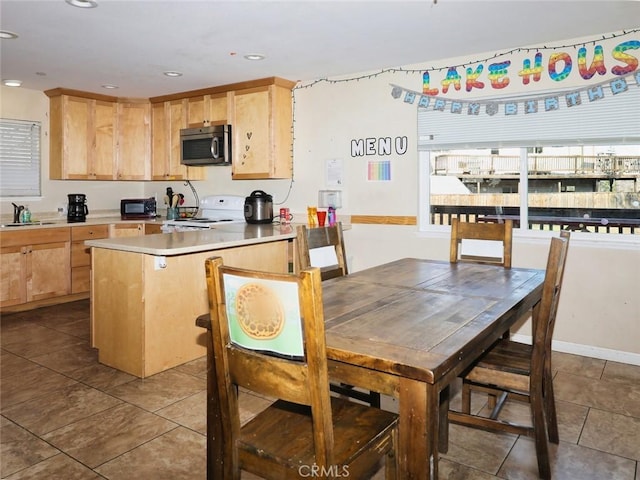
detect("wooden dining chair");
top-left (448, 232), bottom-right (570, 480)
top-left (296, 223), bottom-right (382, 408)
top-left (450, 217), bottom-right (514, 268)
top-left (296, 222), bottom-right (349, 281)
top-left (205, 256), bottom-right (398, 479)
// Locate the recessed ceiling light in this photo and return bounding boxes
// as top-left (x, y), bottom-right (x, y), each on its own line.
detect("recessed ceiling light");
top-left (65, 0), bottom-right (98, 8)
top-left (244, 54), bottom-right (265, 61)
top-left (0, 31), bottom-right (18, 40)
top-left (101, 84), bottom-right (119, 89)
top-left (2, 80), bottom-right (22, 87)
top-left (163, 71), bottom-right (183, 77)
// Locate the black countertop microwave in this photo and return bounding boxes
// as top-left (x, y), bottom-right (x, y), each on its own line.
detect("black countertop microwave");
top-left (180, 125), bottom-right (232, 166)
top-left (121, 198), bottom-right (157, 219)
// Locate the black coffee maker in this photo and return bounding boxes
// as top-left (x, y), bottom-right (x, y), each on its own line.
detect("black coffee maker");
top-left (67, 194), bottom-right (88, 223)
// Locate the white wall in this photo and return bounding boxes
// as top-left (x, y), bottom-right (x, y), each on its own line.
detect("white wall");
top-left (285, 35), bottom-right (640, 363)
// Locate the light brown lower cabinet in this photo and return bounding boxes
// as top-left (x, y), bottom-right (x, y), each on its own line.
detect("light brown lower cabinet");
top-left (71, 225), bottom-right (109, 294)
top-left (0, 228), bottom-right (71, 308)
top-left (1, 221), bottom-right (164, 311)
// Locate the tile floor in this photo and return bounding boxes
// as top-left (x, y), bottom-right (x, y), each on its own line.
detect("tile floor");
top-left (1, 300), bottom-right (639, 479)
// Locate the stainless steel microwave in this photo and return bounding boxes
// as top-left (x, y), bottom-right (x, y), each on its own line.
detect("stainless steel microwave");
top-left (180, 125), bottom-right (232, 166)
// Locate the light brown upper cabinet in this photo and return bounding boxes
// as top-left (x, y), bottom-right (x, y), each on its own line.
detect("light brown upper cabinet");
top-left (186, 93), bottom-right (228, 128)
top-left (47, 77), bottom-right (295, 181)
top-left (47, 91), bottom-right (117, 180)
top-left (151, 99), bottom-right (205, 181)
top-left (47, 89), bottom-right (152, 181)
top-left (229, 79), bottom-right (295, 179)
top-left (116, 101), bottom-right (151, 180)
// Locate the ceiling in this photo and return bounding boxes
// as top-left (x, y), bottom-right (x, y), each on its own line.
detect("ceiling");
top-left (1, 0), bottom-right (639, 98)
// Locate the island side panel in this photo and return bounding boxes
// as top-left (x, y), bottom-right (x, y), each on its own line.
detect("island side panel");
top-left (92, 240), bottom-right (289, 378)
top-left (142, 240), bottom-right (289, 377)
top-left (91, 248), bottom-right (145, 376)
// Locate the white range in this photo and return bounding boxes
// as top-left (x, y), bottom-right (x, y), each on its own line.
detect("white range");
top-left (162, 195), bottom-right (245, 232)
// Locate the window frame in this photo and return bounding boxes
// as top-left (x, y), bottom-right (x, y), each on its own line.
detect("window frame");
top-left (0, 118), bottom-right (42, 198)
top-left (416, 84), bottom-right (640, 245)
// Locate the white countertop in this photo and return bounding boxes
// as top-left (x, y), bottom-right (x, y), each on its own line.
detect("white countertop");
top-left (85, 222), bottom-right (297, 256)
top-left (0, 215), bottom-right (163, 230)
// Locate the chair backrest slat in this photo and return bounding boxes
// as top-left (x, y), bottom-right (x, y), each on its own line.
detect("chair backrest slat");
top-left (450, 218), bottom-right (513, 268)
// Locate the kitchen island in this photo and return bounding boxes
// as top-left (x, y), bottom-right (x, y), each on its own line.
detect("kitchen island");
top-left (86, 223), bottom-right (296, 377)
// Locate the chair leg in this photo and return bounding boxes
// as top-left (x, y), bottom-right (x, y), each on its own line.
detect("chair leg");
top-left (461, 381), bottom-right (471, 414)
top-left (487, 393), bottom-right (497, 412)
top-left (543, 372), bottom-right (559, 444)
top-left (531, 388), bottom-right (551, 480)
top-left (384, 428), bottom-right (398, 480)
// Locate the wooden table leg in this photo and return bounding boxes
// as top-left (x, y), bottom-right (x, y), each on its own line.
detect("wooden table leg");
top-left (399, 377), bottom-right (432, 479)
top-left (426, 382), bottom-right (440, 479)
top-left (438, 385), bottom-right (449, 454)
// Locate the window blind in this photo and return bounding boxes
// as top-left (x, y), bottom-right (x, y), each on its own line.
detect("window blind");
top-left (0, 119), bottom-right (41, 197)
top-left (417, 83), bottom-right (640, 150)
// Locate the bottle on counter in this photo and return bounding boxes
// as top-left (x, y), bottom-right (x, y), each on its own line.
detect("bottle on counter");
top-left (20, 205), bottom-right (31, 223)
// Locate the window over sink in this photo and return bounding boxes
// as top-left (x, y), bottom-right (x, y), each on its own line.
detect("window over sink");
top-left (0, 118), bottom-right (41, 197)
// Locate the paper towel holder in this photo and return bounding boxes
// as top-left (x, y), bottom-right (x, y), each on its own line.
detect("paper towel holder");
top-left (318, 190), bottom-right (342, 209)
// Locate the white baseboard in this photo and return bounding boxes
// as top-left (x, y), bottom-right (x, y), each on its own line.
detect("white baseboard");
top-left (511, 334), bottom-right (640, 366)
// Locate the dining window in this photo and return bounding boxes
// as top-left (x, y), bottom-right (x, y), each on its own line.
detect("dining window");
top-left (417, 85), bottom-right (640, 235)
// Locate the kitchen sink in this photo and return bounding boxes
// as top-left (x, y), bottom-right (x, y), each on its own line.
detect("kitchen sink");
top-left (0, 222), bottom-right (56, 228)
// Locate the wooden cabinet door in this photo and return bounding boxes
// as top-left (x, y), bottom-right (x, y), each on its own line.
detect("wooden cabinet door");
top-left (93, 100), bottom-right (117, 179)
top-left (0, 245), bottom-right (27, 307)
top-left (231, 84), bottom-right (292, 179)
top-left (29, 242), bottom-right (71, 301)
top-left (150, 99), bottom-right (202, 180)
top-left (0, 228), bottom-right (71, 307)
top-left (207, 93), bottom-right (228, 124)
top-left (187, 96), bottom-right (205, 127)
top-left (188, 94), bottom-right (227, 126)
top-left (231, 87), bottom-right (271, 178)
top-left (62, 95), bottom-right (92, 178)
top-left (151, 102), bottom-right (168, 180)
top-left (49, 95), bottom-right (116, 180)
top-left (117, 102), bottom-right (151, 180)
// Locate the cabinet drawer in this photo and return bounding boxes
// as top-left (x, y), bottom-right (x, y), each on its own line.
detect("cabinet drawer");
top-left (144, 223), bottom-right (163, 235)
top-left (71, 241), bottom-right (91, 267)
top-left (71, 224), bottom-right (109, 241)
top-left (71, 225), bottom-right (108, 267)
top-left (0, 227), bottom-right (70, 248)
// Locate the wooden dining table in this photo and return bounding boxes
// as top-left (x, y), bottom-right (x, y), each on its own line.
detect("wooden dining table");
top-left (199, 258), bottom-right (545, 480)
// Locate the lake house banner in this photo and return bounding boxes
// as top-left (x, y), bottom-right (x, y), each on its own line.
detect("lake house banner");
top-left (391, 31), bottom-right (639, 117)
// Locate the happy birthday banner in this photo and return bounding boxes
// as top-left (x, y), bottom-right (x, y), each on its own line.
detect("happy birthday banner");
top-left (391, 69), bottom-right (640, 117)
